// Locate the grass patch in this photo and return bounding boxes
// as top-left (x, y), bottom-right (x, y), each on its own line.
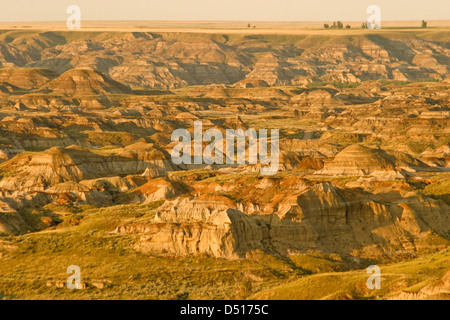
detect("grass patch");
top-left (251, 249), bottom-right (449, 300)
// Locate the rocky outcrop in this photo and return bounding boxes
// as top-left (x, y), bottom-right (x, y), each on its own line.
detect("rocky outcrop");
top-left (124, 178), bottom-right (184, 203)
top-left (43, 69), bottom-right (132, 96)
top-left (0, 142), bottom-right (173, 192)
top-left (126, 208), bottom-right (263, 259)
top-left (113, 182), bottom-right (450, 260)
top-left (0, 68), bottom-right (58, 90)
top-left (316, 144), bottom-right (432, 177)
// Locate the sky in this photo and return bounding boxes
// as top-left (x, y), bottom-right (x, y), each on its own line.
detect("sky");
top-left (1, 0), bottom-right (449, 22)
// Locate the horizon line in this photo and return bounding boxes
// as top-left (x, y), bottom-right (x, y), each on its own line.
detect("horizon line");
top-left (3, 18), bottom-right (450, 23)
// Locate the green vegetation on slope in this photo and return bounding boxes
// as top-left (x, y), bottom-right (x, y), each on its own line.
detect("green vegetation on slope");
top-left (0, 201), bottom-right (447, 300)
top-left (251, 249), bottom-right (449, 300)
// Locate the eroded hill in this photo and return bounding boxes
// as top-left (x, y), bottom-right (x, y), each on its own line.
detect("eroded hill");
top-left (0, 30), bottom-right (449, 89)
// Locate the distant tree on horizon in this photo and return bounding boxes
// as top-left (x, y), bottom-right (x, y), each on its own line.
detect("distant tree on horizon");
top-left (324, 24), bottom-right (330, 29)
top-left (346, 25), bottom-right (351, 29)
top-left (422, 20), bottom-right (427, 28)
top-left (337, 21), bottom-right (344, 29)
top-left (248, 23), bottom-right (251, 28)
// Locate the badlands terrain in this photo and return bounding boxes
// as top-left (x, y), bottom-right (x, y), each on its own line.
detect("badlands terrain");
top-left (0, 24), bottom-right (449, 299)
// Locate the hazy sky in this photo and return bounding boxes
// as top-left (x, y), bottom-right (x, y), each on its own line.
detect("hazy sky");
top-left (1, 0), bottom-right (449, 22)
